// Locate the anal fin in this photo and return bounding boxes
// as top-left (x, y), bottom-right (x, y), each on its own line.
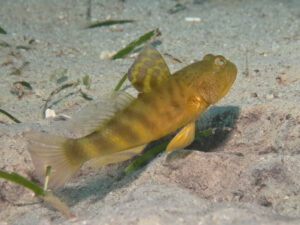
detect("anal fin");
top-left (166, 121), bottom-right (195, 152)
top-left (85, 145), bottom-right (146, 167)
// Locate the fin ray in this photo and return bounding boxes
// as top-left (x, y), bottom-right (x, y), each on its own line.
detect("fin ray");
top-left (65, 91), bottom-right (135, 136)
top-left (25, 131), bottom-right (78, 188)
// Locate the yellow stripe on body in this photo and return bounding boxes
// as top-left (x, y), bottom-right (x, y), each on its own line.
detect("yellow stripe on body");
top-left (78, 126), bottom-right (130, 157)
top-left (123, 118), bottom-right (149, 142)
top-left (143, 72), bottom-right (152, 93)
top-left (100, 112), bottom-right (151, 152)
top-left (126, 86), bottom-right (180, 139)
top-left (101, 127), bottom-right (131, 151)
top-left (120, 106), bottom-right (153, 143)
top-left (78, 138), bottom-right (100, 158)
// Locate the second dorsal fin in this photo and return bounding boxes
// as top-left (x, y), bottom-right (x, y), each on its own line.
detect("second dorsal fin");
top-left (127, 45), bottom-right (171, 93)
top-left (64, 91), bottom-right (135, 136)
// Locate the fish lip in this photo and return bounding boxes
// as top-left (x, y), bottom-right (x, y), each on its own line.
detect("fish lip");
top-left (225, 61), bottom-right (237, 84)
top-left (230, 62), bottom-right (238, 83)
top-left (223, 62), bottom-right (238, 97)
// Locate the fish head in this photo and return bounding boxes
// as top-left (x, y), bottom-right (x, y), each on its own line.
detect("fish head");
top-left (193, 54), bottom-right (237, 105)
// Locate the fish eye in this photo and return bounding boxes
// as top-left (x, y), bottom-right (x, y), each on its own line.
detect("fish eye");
top-left (215, 57), bottom-right (226, 66)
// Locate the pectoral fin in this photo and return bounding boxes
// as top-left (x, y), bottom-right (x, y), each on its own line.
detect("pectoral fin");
top-left (166, 121), bottom-right (195, 152)
top-left (86, 145), bottom-right (146, 167)
top-left (127, 44), bottom-right (171, 93)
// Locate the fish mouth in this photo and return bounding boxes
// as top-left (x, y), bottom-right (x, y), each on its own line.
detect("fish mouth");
top-left (229, 62), bottom-right (238, 84)
top-left (223, 61), bottom-right (238, 94)
top-left (214, 61), bottom-right (237, 103)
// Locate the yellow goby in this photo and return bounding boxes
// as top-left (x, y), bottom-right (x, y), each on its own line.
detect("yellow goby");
top-left (26, 45), bottom-right (237, 187)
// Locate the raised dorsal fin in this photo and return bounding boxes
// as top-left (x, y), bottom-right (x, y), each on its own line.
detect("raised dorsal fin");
top-left (64, 91), bottom-right (135, 137)
top-left (127, 44), bottom-right (171, 93)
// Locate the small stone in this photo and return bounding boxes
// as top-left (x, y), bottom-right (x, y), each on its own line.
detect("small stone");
top-left (35, 89), bottom-right (43, 98)
top-left (53, 49), bottom-right (63, 56)
top-left (251, 92), bottom-right (258, 98)
top-left (185, 17), bottom-right (201, 22)
top-left (266, 94), bottom-right (274, 100)
top-left (45, 108), bottom-right (56, 118)
top-left (57, 14), bottom-right (67, 20)
top-left (272, 42), bottom-right (280, 52)
top-left (275, 76), bottom-right (282, 84)
top-left (53, 114), bottom-right (71, 121)
top-left (274, 92), bottom-right (283, 98)
top-left (100, 50), bottom-right (115, 59)
top-left (129, 52), bottom-right (139, 58)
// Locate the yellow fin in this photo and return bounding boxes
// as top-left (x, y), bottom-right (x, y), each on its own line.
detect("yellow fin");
top-left (166, 121), bottom-right (195, 152)
top-left (85, 145), bottom-right (146, 167)
top-left (127, 44), bottom-right (171, 93)
top-left (25, 131), bottom-right (78, 188)
top-left (66, 91), bottom-right (135, 136)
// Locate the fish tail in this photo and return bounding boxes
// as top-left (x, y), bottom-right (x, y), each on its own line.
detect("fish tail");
top-left (25, 131), bottom-right (81, 188)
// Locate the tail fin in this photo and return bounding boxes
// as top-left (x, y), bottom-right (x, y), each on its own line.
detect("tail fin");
top-left (25, 131), bottom-right (79, 188)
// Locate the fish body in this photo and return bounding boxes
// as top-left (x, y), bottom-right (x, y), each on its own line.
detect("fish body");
top-left (27, 45), bottom-right (237, 187)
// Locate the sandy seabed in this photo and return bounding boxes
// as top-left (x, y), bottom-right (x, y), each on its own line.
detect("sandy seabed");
top-left (0, 0), bottom-right (300, 224)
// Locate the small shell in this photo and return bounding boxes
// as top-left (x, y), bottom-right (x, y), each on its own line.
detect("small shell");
top-left (185, 17), bottom-right (201, 22)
